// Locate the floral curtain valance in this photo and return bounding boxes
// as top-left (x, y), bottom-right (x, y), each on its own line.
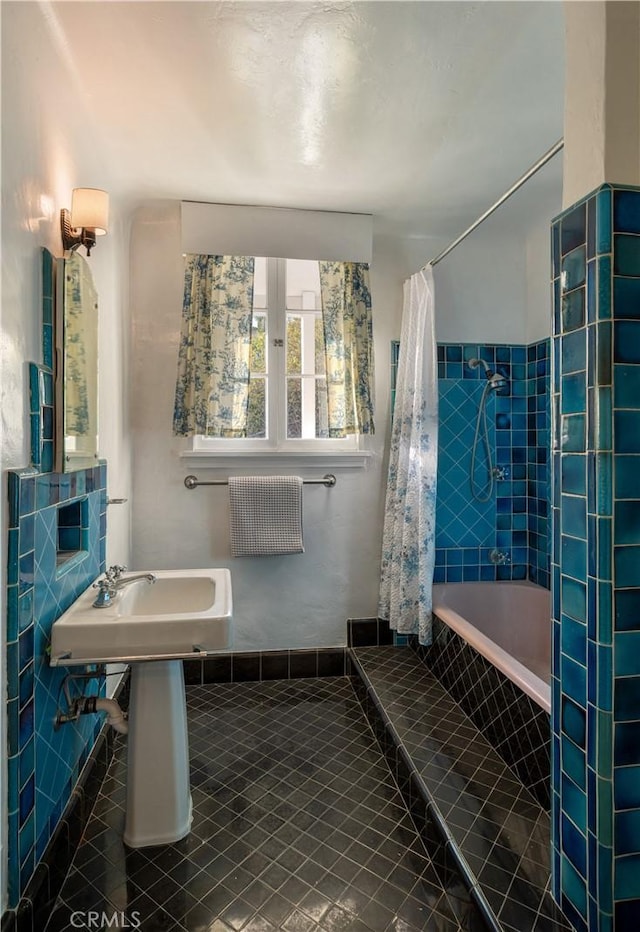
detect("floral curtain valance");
top-left (319, 261), bottom-right (375, 437)
top-left (173, 254), bottom-right (255, 437)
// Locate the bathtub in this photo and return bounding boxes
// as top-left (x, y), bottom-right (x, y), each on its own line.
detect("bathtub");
top-left (431, 580), bottom-right (551, 713)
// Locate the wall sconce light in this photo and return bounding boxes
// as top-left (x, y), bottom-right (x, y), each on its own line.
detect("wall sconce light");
top-left (60, 188), bottom-right (109, 256)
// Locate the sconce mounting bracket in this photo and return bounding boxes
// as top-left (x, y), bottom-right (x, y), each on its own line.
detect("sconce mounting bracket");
top-left (60, 209), bottom-right (96, 256)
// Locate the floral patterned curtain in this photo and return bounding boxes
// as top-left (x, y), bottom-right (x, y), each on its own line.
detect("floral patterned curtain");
top-left (378, 266), bottom-right (438, 645)
top-left (173, 255), bottom-right (255, 437)
top-left (318, 261), bottom-right (375, 437)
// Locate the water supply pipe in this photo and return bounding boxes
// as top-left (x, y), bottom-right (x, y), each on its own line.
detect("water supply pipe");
top-left (80, 696), bottom-right (129, 734)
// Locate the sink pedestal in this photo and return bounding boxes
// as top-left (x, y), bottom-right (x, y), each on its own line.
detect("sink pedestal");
top-left (124, 660), bottom-right (192, 848)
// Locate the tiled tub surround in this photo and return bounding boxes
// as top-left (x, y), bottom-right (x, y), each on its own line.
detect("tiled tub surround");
top-left (434, 341), bottom-right (550, 588)
top-left (413, 610), bottom-right (551, 811)
top-left (551, 185), bottom-right (640, 931)
top-left (351, 647), bottom-right (571, 932)
top-left (6, 465), bottom-right (107, 907)
top-left (43, 677), bottom-right (484, 932)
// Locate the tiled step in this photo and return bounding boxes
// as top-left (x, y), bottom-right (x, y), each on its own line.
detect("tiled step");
top-left (350, 646), bottom-right (573, 932)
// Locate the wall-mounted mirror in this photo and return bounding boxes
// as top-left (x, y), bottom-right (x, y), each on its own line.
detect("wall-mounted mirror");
top-left (55, 251), bottom-right (99, 471)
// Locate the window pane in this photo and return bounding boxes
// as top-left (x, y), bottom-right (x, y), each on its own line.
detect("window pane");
top-left (286, 315), bottom-right (301, 376)
top-left (287, 378), bottom-right (301, 438)
top-left (250, 313), bottom-right (267, 374)
top-left (253, 257), bottom-right (267, 309)
top-left (286, 306), bottom-right (329, 438)
top-left (315, 316), bottom-right (326, 375)
top-left (316, 377), bottom-right (329, 438)
top-left (287, 312), bottom-right (323, 376)
top-left (247, 377), bottom-right (266, 438)
top-left (286, 375), bottom-right (330, 440)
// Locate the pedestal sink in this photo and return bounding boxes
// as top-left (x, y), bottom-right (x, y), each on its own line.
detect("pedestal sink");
top-left (50, 569), bottom-right (232, 848)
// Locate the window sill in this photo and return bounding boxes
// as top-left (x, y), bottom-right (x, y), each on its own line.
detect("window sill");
top-left (179, 449), bottom-right (372, 470)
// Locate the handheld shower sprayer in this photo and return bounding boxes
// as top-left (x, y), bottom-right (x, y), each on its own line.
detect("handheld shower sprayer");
top-left (467, 357), bottom-right (508, 501)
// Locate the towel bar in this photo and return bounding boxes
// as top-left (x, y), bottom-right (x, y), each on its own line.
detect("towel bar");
top-left (184, 474), bottom-right (336, 490)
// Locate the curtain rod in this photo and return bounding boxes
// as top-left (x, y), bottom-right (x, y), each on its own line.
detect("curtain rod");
top-left (422, 138), bottom-right (564, 271)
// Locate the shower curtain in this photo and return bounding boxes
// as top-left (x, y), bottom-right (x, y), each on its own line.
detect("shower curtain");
top-left (379, 266), bottom-right (438, 645)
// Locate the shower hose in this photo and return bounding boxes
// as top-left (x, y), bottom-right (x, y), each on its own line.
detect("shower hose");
top-left (470, 381), bottom-right (494, 502)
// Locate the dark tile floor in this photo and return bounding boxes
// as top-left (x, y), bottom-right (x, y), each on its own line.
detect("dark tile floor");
top-left (351, 648), bottom-right (572, 932)
top-left (44, 678), bottom-right (485, 932)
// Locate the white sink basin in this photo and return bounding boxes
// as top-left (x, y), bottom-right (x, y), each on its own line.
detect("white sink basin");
top-left (50, 568), bottom-right (232, 665)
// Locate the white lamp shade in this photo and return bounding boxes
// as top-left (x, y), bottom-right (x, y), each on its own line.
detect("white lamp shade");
top-left (70, 188), bottom-right (109, 235)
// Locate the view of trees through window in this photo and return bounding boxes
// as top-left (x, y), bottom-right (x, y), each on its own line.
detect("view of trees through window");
top-left (246, 259), bottom-right (329, 440)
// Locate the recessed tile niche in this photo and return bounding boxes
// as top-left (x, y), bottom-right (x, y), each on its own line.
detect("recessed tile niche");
top-left (56, 498), bottom-right (89, 568)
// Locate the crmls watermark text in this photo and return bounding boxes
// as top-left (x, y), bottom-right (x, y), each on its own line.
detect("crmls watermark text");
top-left (70, 911), bottom-right (142, 929)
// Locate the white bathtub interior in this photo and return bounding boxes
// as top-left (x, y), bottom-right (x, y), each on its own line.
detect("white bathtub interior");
top-left (432, 580), bottom-right (551, 714)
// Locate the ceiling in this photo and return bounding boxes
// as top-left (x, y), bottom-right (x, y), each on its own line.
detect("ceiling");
top-left (45, 1), bottom-right (565, 240)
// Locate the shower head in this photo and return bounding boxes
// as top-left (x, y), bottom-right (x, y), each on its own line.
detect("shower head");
top-left (468, 357), bottom-right (507, 390)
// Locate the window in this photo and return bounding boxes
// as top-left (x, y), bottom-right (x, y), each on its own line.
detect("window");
top-left (193, 257), bottom-right (359, 453)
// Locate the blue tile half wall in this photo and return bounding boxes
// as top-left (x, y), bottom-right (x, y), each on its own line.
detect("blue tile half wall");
top-left (434, 340), bottom-right (550, 588)
top-left (6, 464), bottom-right (107, 907)
top-left (552, 184), bottom-right (640, 932)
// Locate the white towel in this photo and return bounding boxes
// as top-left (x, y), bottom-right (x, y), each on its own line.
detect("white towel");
top-left (228, 476), bottom-right (304, 557)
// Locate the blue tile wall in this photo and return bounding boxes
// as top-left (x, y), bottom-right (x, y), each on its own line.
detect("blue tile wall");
top-left (5, 464), bottom-right (106, 907)
top-left (28, 364), bottom-right (55, 474)
top-left (41, 248), bottom-right (54, 371)
top-left (552, 184), bottom-right (640, 931)
top-left (436, 377), bottom-right (495, 549)
top-left (433, 342), bottom-right (550, 586)
top-left (26, 252), bottom-right (57, 474)
top-left (528, 339), bottom-right (551, 588)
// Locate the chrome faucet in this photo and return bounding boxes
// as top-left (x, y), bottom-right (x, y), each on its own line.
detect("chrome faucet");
top-left (92, 565), bottom-right (156, 608)
top-left (113, 573), bottom-right (157, 590)
top-left (92, 578), bottom-right (116, 608)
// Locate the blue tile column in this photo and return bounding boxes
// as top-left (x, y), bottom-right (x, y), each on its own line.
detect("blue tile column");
top-left (552, 185), bottom-right (640, 931)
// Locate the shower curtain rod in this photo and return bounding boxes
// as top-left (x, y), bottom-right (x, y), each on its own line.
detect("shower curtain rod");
top-left (422, 138), bottom-right (564, 271)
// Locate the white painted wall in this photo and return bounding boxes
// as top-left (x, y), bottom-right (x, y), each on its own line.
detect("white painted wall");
top-left (525, 220), bottom-right (554, 345)
top-left (408, 156), bottom-right (562, 345)
top-left (563, 1), bottom-right (640, 207)
top-left (432, 231), bottom-right (528, 344)
top-left (0, 3), bottom-right (132, 910)
top-left (129, 204), bottom-right (402, 650)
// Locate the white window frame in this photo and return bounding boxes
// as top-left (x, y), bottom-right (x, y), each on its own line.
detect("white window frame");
top-left (187, 257), bottom-right (369, 466)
